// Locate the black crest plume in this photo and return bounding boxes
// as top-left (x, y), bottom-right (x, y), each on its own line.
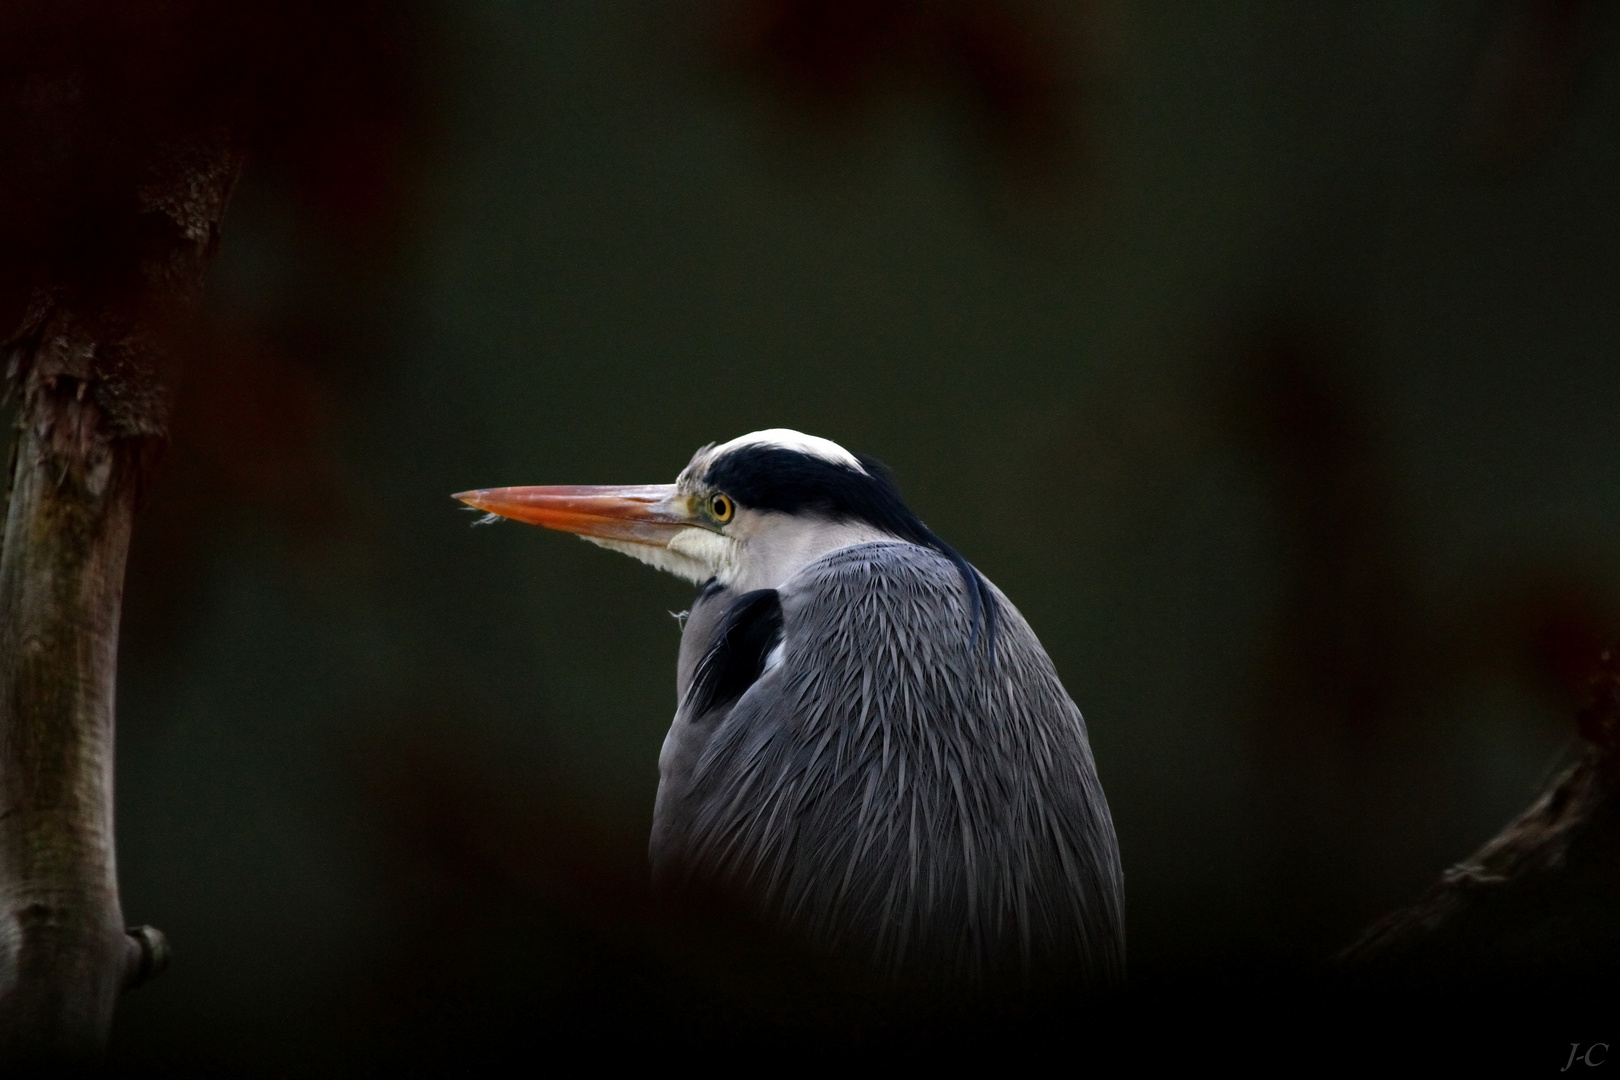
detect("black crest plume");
top-left (702, 445), bottom-right (997, 650)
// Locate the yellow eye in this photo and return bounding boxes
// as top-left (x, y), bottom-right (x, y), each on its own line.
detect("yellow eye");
top-left (709, 493), bottom-right (734, 523)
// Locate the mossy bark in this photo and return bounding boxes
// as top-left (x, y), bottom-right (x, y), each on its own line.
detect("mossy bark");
top-left (0, 312), bottom-right (148, 1059)
top-left (1341, 653), bottom-right (1620, 986)
top-left (0, 131), bottom-right (239, 1062)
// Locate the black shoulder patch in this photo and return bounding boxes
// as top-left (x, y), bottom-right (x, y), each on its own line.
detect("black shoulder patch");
top-left (685, 589), bottom-right (784, 719)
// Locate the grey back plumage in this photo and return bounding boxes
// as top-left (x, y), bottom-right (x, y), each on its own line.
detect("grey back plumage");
top-left (652, 540), bottom-right (1125, 991)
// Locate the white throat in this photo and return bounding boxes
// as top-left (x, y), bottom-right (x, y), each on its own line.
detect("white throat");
top-left (584, 514), bottom-right (895, 592)
top-left (720, 514), bottom-right (895, 593)
top-left (619, 513), bottom-right (890, 592)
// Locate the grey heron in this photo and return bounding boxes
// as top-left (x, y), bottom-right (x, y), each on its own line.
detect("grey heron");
top-left (456, 429), bottom-right (1124, 994)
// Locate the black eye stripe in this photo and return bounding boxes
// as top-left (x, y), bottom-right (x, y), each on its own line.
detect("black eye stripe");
top-left (700, 444), bottom-right (998, 651)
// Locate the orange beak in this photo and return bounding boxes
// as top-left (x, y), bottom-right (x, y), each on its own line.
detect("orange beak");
top-left (453, 483), bottom-right (696, 546)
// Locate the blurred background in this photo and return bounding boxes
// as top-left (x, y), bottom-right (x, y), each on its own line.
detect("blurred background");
top-left (42, 0), bottom-right (1620, 1066)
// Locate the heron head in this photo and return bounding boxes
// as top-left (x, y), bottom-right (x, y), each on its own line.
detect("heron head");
top-left (455, 428), bottom-right (943, 591)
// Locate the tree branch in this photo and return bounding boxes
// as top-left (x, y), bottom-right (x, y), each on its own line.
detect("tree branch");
top-left (0, 130), bottom-right (240, 1063)
top-left (1340, 651), bottom-right (1620, 984)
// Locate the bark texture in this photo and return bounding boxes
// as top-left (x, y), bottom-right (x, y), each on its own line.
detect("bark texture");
top-left (1339, 652), bottom-right (1620, 984)
top-left (0, 131), bottom-right (240, 1062)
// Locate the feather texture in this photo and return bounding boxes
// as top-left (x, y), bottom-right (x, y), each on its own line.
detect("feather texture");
top-left (651, 540), bottom-right (1125, 992)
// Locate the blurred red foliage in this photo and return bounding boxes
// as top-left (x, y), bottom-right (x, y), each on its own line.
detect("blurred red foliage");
top-left (0, 2), bottom-right (431, 618)
top-left (0, 0), bottom-right (420, 295)
top-left (374, 738), bottom-right (652, 928)
top-left (1236, 323), bottom-right (1417, 734)
top-left (1234, 322), bottom-right (1620, 731)
top-left (1499, 575), bottom-right (1618, 712)
top-left (1471, 0), bottom-right (1608, 159)
top-left (715, 0), bottom-right (1086, 165)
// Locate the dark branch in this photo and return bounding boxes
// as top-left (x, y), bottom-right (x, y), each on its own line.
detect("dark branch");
top-left (0, 132), bottom-right (242, 1063)
top-left (1339, 650), bottom-right (1620, 984)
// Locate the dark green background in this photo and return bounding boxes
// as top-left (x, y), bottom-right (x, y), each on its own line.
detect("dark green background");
top-left (96, 0), bottom-right (1620, 1065)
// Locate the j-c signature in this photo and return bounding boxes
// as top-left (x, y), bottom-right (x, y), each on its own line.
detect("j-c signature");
top-left (1564, 1043), bottom-right (1610, 1071)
